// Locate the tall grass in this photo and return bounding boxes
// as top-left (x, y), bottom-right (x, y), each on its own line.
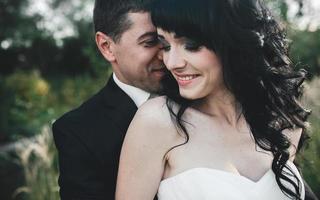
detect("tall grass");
top-left (13, 125), bottom-right (59, 200)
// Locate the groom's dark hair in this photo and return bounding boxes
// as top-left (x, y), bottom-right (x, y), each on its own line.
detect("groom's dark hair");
top-left (93, 0), bottom-right (152, 42)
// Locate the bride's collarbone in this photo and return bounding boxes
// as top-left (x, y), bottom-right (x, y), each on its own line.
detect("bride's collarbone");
top-left (165, 112), bottom-right (274, 182)
top-left (165, 154), bottom-right (273, 183)
top-left (165, 134), bottom-right (273, 182)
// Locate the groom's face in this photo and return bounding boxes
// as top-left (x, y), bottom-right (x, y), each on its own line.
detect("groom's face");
top-left (112, 12), bottom-right (165, 93)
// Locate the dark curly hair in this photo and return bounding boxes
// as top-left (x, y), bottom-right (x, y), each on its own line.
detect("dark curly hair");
top-left (149, 0), bottom-right (311, 199)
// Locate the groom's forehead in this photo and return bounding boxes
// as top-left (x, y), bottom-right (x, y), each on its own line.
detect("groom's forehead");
top-left (124, 12), bottom-right (157, 38)
top-left (127, 12), bottom-right (155, 29)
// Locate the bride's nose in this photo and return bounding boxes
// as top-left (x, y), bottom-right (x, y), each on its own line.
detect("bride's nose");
top-left (164, 49), bottom-right (187, 70)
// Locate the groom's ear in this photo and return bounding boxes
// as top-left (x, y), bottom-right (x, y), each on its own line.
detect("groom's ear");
top-left (95, 31), bottom-right (116, 62)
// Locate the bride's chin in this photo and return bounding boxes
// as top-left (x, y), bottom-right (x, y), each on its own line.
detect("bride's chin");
top-left (179, 91), bottom-right (203, 100)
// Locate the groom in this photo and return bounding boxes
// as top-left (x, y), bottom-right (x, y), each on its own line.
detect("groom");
top-left (52, 0), bottom-right (165, 199)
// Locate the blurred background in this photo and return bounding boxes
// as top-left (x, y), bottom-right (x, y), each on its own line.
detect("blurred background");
top-left (0, 0), bottom-right (319, 199)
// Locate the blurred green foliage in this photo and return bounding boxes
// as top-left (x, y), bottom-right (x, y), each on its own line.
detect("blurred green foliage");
top-left (0, 71), bottom-right (52, 141)
top-left (297, 78), bottom-right (320, 197)
top-left (300, 119), bottom-right (320, 196)
top-left (0, 68), bottom-right (111, 142)
top-left (290, 29), bottom-right (320, 77)
top-left (0, 0), bottom-right (110, 142)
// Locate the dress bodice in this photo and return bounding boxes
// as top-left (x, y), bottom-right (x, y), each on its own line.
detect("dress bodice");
top-left (157, 162), bottom-right (305, 200)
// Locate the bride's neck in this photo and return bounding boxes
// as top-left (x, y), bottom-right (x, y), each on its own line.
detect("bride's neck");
top-left (193, 89), bottom-right (242, 127)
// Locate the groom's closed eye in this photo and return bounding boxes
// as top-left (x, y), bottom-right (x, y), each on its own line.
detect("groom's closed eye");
top-left (143, 37), bottom-right (160, 47)
top-left (138, 32), bottom-right (160, 48)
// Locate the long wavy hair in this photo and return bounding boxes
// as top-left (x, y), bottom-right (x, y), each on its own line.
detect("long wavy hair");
top-left (149, 0), bottom-right (310, 199)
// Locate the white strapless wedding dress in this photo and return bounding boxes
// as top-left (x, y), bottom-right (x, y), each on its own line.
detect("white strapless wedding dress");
top-left (157, 162), bottom-right (305, 200)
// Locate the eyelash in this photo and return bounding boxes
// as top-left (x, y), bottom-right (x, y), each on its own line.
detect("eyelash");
top-left (185, 42), bottom-right (202, 51)
top-left (160, 42), bottom-right (202, 52)
top-left (160, 45), bottom-right (171, 52)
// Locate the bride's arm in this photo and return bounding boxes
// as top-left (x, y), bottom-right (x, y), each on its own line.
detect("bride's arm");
top-left (116, 98), bottom-right (176, 200)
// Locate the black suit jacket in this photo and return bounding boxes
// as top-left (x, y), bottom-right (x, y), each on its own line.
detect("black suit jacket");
top-left (53, 77), bottom-right (138, 199)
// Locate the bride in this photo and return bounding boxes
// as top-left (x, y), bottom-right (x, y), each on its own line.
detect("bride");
top-left (116, 0), bottom-right (310, 199)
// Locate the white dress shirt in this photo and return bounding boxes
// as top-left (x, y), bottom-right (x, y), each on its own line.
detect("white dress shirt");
top-left (113, 73), bottom-right (150, 107)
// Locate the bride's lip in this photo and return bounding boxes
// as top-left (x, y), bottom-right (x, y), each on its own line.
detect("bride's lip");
top-left (174, 74), bottom-right (200, 86)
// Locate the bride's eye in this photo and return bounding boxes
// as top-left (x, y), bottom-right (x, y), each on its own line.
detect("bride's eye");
top-left (184, 39), bottom-right (202, 52)
top-left (159, 44), bottom-right (171, 52)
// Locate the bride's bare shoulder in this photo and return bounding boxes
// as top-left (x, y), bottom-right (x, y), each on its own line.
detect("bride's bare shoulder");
top-left (135, 96), bottom-right (173, 122)
top-left (126, 96), bottom-right (180, 146)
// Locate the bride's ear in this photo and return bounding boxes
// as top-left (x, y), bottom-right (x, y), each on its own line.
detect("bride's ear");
top-left (95, 31), bottom-right (116, 62)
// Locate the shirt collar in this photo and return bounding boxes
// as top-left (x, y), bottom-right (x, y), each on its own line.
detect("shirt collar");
top-left (113, 73), bottom-right (150, 107)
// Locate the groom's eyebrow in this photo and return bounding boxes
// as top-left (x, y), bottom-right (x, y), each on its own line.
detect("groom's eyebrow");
top-left (138, 31), bottom-right (158, 41)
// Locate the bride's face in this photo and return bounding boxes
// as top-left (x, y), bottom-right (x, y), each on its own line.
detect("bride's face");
top-left (157, 28), bottom-right (225, 100)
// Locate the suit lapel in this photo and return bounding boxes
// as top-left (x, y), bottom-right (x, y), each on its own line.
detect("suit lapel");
top-left (100, 77), bottom-right (138, 133)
